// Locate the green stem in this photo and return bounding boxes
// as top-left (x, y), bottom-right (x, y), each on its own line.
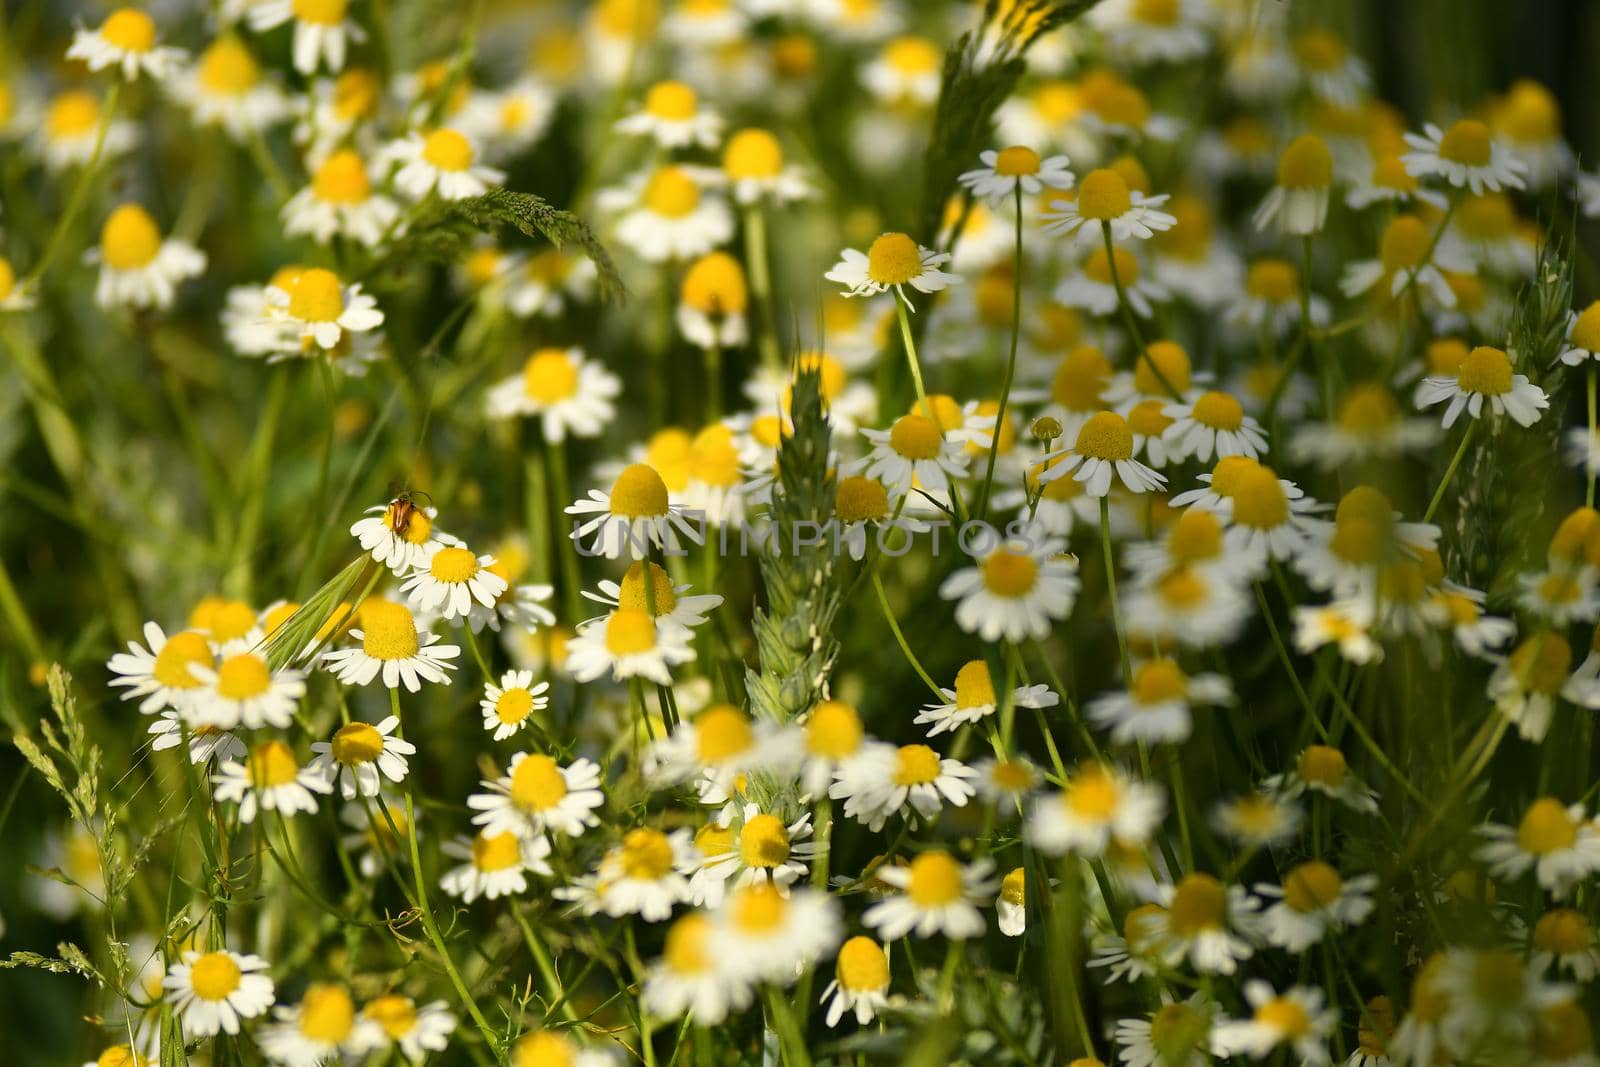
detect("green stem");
top-left (894, 299), bottom-right (930, 415)
top-left (24, 82), bottom-right (120, 291)
top-left (1099, 496), bottom-right (1132, 684)
top-left (1422, 420), bottom-right (1478, 524)
top-left (976, 186), bottom-right (1025, 519)
top-left (872, 570), bottom-right (944, 699)
top-left (743, 205), bottom-right (781, 372)
top-left (1100, 222), bottom-right (1181, 401)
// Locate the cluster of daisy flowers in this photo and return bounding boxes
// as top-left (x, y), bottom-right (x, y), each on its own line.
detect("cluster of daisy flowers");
top-left (13, 1), bottom-right (1600, 1066)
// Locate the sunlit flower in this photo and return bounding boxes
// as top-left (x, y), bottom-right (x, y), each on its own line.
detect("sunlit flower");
top-left (940, 536), bottom-right (1080, 643)
top-left (249, 0), bottom-right (366, 75)
top-left (320, 601), bottom-right (460, 691)
top-left (1043, 167), bottom-right (1175, 242)
top-left (68, 8), bottom-right (186, 81)
top-left (915, 659), bottom-right (1058, 736)
top-left (1028, 762), bottom-right (1165, 857)
top-left (468, 752), bottom-right (604, 841)
top-left (615, 80), bottom-right (722, 148)
top-left (307, 715), bottom-right (417, 798)
top-left (163, 949), bottom-right (275, 1037)
top-left (865, 850), bottom-right (997, 939)
top-left (439, 828), bottom-right (553, 902)
top-left (826, 232), bottom-right (960, 307)
top-left (91, 204), bottom-right (205, 311)
top-left (1402, 118), bottom-right (1527, 194)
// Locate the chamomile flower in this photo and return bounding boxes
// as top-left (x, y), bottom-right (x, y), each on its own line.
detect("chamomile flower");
top-left (1116, 994), bottom-right (1220, 1067)
top-left (82, 1048), bottom-right (150, 1067)
top-left (439, 829), bottom-right (552, 902)
top-left (1124, 564), bottom-right (1253, 650)
top-left (91, 204), bottom-right (205, 311)
top-left (479, 670), bottom-right (549, 740)
top-left (1477, 798), bottom-right (1600, 898)
top-left (1214, 981), bottom-right (1335, 1064)
top-left (585, 561), bottom-right (724, 634)
top-left (257, 983), bottom-right (361, 1067)
top-left (940, 536), bottom-right (1079, 643)
top-left (830, 742), bottom-right (978, 831)
top-left (600, 164), bottom-right (733, 263)
top-left (1043, 168), bottom-right (1175, 242)
top-left (505, 248), bottom-right (597, 318)
top-left (399, 542), bottom-right (508, 620)
top-left (615, 80), bottom-right (722, 148)
top-left (148, 713), bottom-right (246, 765)
top-left (1417, 344), bottom-right (1548, 428)
top-left (387, 127), bottom-right (503, 200)
top-left (263, 267), bottom-right (384, 352)
top-left (1345, 152), bottom-right (1449, 211)
top-left (691, 804), bottom-right (817, 903)
top-left (826, 232), bottom-right (960, 308)
top-left (721, 127), bottom-right (812, 205)
top-left (348, 996), bottom-right (456, 1061)
top-left (714, 882), bottom-right (841, 985)
top-left (1532, 909), bottom-right (1600, 981)
top-left (163, 950), bottom-right (275, 1037)
top-left (307, 716), bottom-right (417, 798)
top-left (1294, 602), bottom-right (1382, 664)
top-left (1266, 745), bottom-right (1379, 814)
top-left (249, 0), bottom-right (366, 75)
top-left (1087, 658), bottom-right (1234, 744)
top-left (1211, 792), bottom-right (1303, 849)
top-left (959, 145), bottom-right (1075, 206)
top-left (914, 659), bottom-right (1058, 736)
top-left (1056, 244), bottom-right (1169, 318)
top-left (865, 850), bottom-right (997, 939)
top-left (185, 648), bottom-right (304, 730)
top-left (821, 937), bottom-right (892, 1027)
top-left (1042, 410), bottom-right (1167, 497)
top-left (1293, 27), bottom-right (1370, 104)
top-left (860, 36), bottom-right (943, 107)
top-left (1426, 583), bottom-right (1517, 659)
top-left (281, 149), bottom-right (401, 246)
top-left (1559, 302), bottom-right (1600, 367)
top-left (68, 8), bottom-right (186, 81)
top-left (567, 463), bottom-right (704, 559)
top-left (485, 346), bottom-right (621, 443)
top-left (1028, 762), bottom-right (1165, 857)
top-left (339, 796), bottom-right (413, 876)
top-left (565, 608), bottom-right (696, 686)
top-left (642, 913), bottom-right (752, 1025)
top-left (798, 699), bottom-right (867, 797)
top-left (210, 740), bottom-right (331, 824)
top-left (1290, 383), bottom-right (1440, 468)
top-left (37, 89), bottom-right (138, 171)
top-left (1519, 568), bottom-right (1600, 626)
top-left (1257, 862), bottom-right (1377, 952)
top-left (1148, 874), bottom-right (1261, 975)
top-left (467, 752), bottom-right (604, 840)
top-left (1402, 118), bottom-right (1527, 194)
top-left (556, 827), bottom-right (696, 921)
top-left (107, 623), bottom-right (214, 714)
top-left (677, 252), bottom-right (749, 350)
top-left (170, 36), bottom-right (290, 140)
top-left (1162, 391), bottom-right (1269, 463)
top-left (321, 600), bottom-right (460, 691)
top-left (1254, 135), bottom-right (1335, 235)
top-left (1339, 213), bottom-right (1465, 309)
top-left (1089, 0), bottom-right (1212, 64)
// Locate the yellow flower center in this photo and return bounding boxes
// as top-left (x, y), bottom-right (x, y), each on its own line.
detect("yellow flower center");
top-left (695, 704), bottom-right (753, 762)
top-left (603, 609), bottom-right (658, 656)
top-left (513, 1030), bottom-right (577, 1067)
top-left (331, 722), bottom-right (385, 765)
top-left (216, 653), bottom-right (272, 701)
top-left (609, 463), bottom-right (671, 518)
top-left (1230, 466), bottom-right (1288, 529)
top-left (806, 700), bottom-right (862, 757)
top-left (1297, 745), bottom-right (1347, 788)
top-left (1456, 193), bottom-right (1515, 240)
top-left (100, 8), bottom-right (156, 52)
top-left (1245, 259), bottom-right (1299, 303)
top-left (518, 347), bottom-right (580, 403)
top-left (1519, 797), bottom-right (1578, 854)
top-left (153, 631), bottom-right (212, 689)
top-left (619, 828), bottom-right (675, 878)
top-left (730, 882), bottom-right (789, 933)
top-left (1136, 340), bottom-right (1192, 394)
top-left (982, 548), bottom-right (1040, 598)
top-left (1256, 997), bottom-right (1312, 1039)
top-left (906, 850), bottom-right (965, 906)
top-left (1064, 766), bottom-right (1120, 819)
top-left (47, 91), bottom-right (101, 138)
top-left (472, 830), bottom-right (523, 872)
top-left (1190, 391), bottom-right (1244, 432)
top-left (1536, 908), bottom-right (1592, 954)
top-left (495, 687), bottom-right (534, 725)
top-left (866, 232), bottom-right (923, 286)
top-left (1571, 302), bottom-right (1600, 352)
top-left (993, 868), bottom-right (1026, 910)
top-left (362, 995), bottom-right (417, 1039)
top-left (643, 166), bottom-right (700, 217)
top-left (1076, 169), bottom-right (1132, 221)
top-left (96, 1047), bottom-right (144, 1067)
top-left (1276, 134), bottom-right (1333, 189)
top-left (681, 252), bottom-right (748, 315)
top-left (1337, 384), bottom-right (1401, 433)
top-left (1456, 345), bottom-right (1514, 396)
top-left (360, 600), bottom-right (420, 660)
top-left (1093, 83), bottom-right (1150, 129)
top-left (312, 149), bottom-right (371, 204)
top-left (835, 475), bottom-right (889, 522)
top-left (189, 952), bottom-right (242, 1001)
top-left (994, 145), bottom-right (1041, 177)
top-left (888, 413), bottom-right (943, 460)
top-left (0, 257), bottom-right (13, 301)
top-left (101, 205), bottom-right (162, 270)
top-left (1075, 411), bottom-right (1133, 461)
top-left (1168, 509), bottom-right (1223, 563)
top-left (428, 546), bottom-right (479, 584)
top-left (1536, 1000), bottom-right (1593, 1061)
top-left (248, 741), bottom-right (300, 788)
top-left (723, 128), bottom-right (783, 180)
top-left (1132, 0), bottom-right (1179, 24)
top-left (1330, 518), bottom-right (1389, 566)
top-left (198, 37), bottom-right (261, 95)
top-left (287, 267), bottom-right (346, 323)
top-left (884, 36), bottom-right (940, 76)
top-left (1167, 874), bottom-right (1226, 936)
top-left (299, 983), bottom-right (355, 1042)
top-left (991, 759), bottom-right (1036, 792)
top-left (836, 936), bottom-right (889, 991)
top-left (292, 0), bottom-right (349, 26)
top-left (688, 424), bottom-right (741, 488)
top-left (644, 80), bottom-right (697, 120)
top-left (1282, 861), bottom-right (1344, 912)
top-left (1131, 658), bottom-right (1187, 704)
top-left (1370, 153), bottom-right (1418, 191)
top-left (1294, 28), bottom-right (1346, 70)
top-left (1438, 119), bottom-right (1493, 167)
top-left (663, 914), bottom-right (714, 975)
top-left (739, 814), bottom-right (791, 868)
top-left (509, 754), bottom-right (568, 811)
top-left (1157, 566), bottom-right (1208, 609)
top-left (954, 659), bottom-right (996, 709)
top-left (615, 561), bottom-right (677, 616)
top-left (893, 743), bottom-right (942, 786)
top-left (421, 128), bottom-right (473, 172)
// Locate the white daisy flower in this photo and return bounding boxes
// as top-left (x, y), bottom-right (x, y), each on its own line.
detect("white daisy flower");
top-left (478, 669), bottom-right (550, 740)
top-left (281, 149), bottom-right (401, 246)
top-left (1289, 383), bottom-right (1441, 469)
top-left (615, 80), bottom-right (722, 148)
top-left (148, 713), bottom-right (246, 765)
top-left (720, 127), bottom-right (812, 205)
top-left (598, 164), bottom-right (733, 263)
top-left (1559, 302), bottom-right (1600, 367)
top-left (262, 267), bottom-right (385, 352)
top-left (565, 608), bottom-right (696, 686)
top-left (860, 36), bottom-right (943, 107)
top-left (348, 995), bottom-right (456, 1061)
top-left (642, 912), bottom-right (753, 1025)
top-left (1087, 658), bottom-right (1233, 744)
top-left (851, 413), bottom-right (970, 503)
top-left (829, 742), bottom-right (979, 832)
top-left (584, 562), bottom-right (724, 636)
top-left (1060, 240), bottom-right (1173, 318)
top-left (1162, 390), bottom-right (1269, 463)
top-left (567, 463), bottom-right (704, 560)
top-left (107, 622), bottom-right (215, 714)
top-left (351, 499), bottom-right (448, 573)
top-left (211, 740), bottom-right (332, 824)
top-left (67, 8), bottom-right (186, 81)
top-left (1518, 568), bottom-right (1600, 626)
top-left (1426, 583), bottom-right (1517, 660)
top-left (1338, 213), bottom-right (1469, 310)
top-left (1254, 135), bottom-right (1335, 236)
top-left (162, 950), bottom-right (275, 1037)
top-left (1214, 981), bottom-right (1335, 1064)
top-left (959, 145), bottom-right (1074, 206)
top-left (688, 803), bottom-right (817, 906)
top-left (1124, 564), bottom-right (1253, 651)
top-left (36, 88), bottom-right (138, 171)
top-left (1344, 152), bottom-right (1449, 211)
top-left (1218, 463), bottom-right (1320, 573)
top-left (864, 850), bottom-right (997, 940)
top-left (1293, 27), bottom-right (1370, 104)
top-left (457, 77), bottom-right (555, 161)
top-left (339, 795), bottom-right (414, 877)
top-left (1402, 118), bottom-right (1527, 194)
top-left (90, 204), bottom-right (206, 311)
top-left (1043, 168), bottom-right (1175, 242)
top-left (1476, 798), bottom-right (1600, 898)
top-left (914, 658), bottom-right (1057, 737)
top-left (1027, 762), bottom-right (1165, 857)
top-left (1265, 745), bottom-right (1379, 814)
top-left (485, 345), bottom-right (620, 442)
top-left (249, 0), bottom-right (367, 75)
top-left (798, 699), bottom-right (868, 798)
top-left (439, 829), bottom-right (553, 902)
top-left (320, 600), bottom-right (460, 691)
top-left (185, 647), bottom-right (304, 731)
top-left (1294, 601), bottom-right (1382, 665)
top-left (713, 882), bottom-right (841, 985)
top-left (467, 752), bottom-right (604, 840)
top-left (1089, 0), bottom-right (1212, 64)
top-left (1115, 993), bottom-right (1220, 1067)
top-left (825, 232), bottom-right (960, 308)
top-left (257, 983), bottom-right (362, 1067)
top-left (1211, 793), bottom-right (1303, 849)
top-left (555, 827), bottom-right (696, 922)
top-left (1532, 909), bottom-right (1600, 981)
top-left (386, 127), bottom-right (504, 201)
top-left (1041, 411), bottom-right (1167, 497)
top-left (1491, 631), bottom-right (1572, 741)
top-left (1416, 344), bottom-right (1548, 428)
top-left (821, 937), bottom-right (892, 1027)
top-left (399, 542), bottom-right (508, 620)
top-left (169, 36), bottom-right (290, 140)
top-left (1148, 874), bottom-right (1261, 976)
top-left (676, 251), bottom-right (749, 351)
top-left (939, 535), bottom-right (1080, 644)
top-left (1256, 862), bottom-right (1377, 952)
top-left (307, 715), bottom-right (417, 799)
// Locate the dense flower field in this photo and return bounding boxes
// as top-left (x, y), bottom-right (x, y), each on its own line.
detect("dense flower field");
top-left (4, 0), bottom-right (1600, 1064)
